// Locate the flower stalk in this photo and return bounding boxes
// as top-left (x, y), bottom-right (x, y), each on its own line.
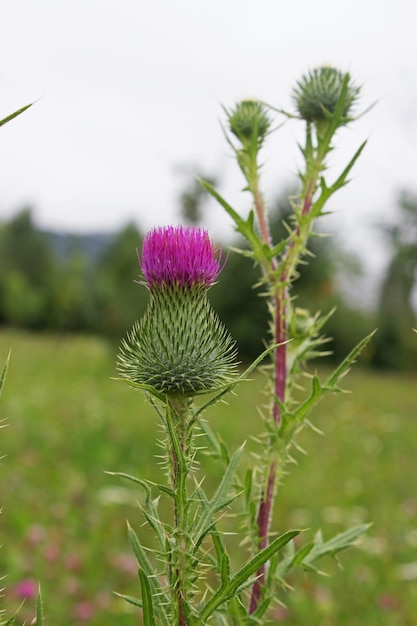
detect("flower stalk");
top-left (166, 397), bottom-right (193, 624)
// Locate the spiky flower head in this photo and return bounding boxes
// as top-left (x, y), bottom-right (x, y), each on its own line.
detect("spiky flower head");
top-left (118, 225), bottom-right (237, 398)
top-left (228, 99), bottom-right (271, 145)
top-left (140, 225), bottom-right (221, 290)
top-left (293, 66), bottom-right (360, 124)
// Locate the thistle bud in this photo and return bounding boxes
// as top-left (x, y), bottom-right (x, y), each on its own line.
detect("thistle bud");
top-left (117, 226), bottom-right (237, 397)
top-left (228, 99), bottom-right (271, 145)
top-left (293, 66), bottom-right (360, 124)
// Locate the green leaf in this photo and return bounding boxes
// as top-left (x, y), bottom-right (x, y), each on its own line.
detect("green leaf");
top-left (36, 586), bottom-right (44, 626)
top-left (197, 418), bottom-right (224, 459)
top-left (139, 569), bottom-right (156, 626)
top-left (0, 102), bottom-right (33, 127)
top-left (198, 178), bottom-right (246, 230)
top-left (323, 329), bottom-right (377, 391)
top-left (107, 472), bottom-right (168, 549)
top-left (292, 374), bottom-right (324, 425)
top-left (0, 351), bottom-right (10, 399)
top-left (127, 523), bottom-right (170, 626)
top-left (192, 444), bottom-right (244, 550)
top-left (302, 524), bottom-right (371, 569)
top-left (289, 329), bottom-right (376, 434)
top-left (198, 178), bottom-right (269, 265)
top-left (113, 591), bottom-right (142, 608)
top-left (106, 470), bottom-right (175, 499)
top-left (312, 140), bottom-right (367, 217)
top-left (112, 377), bottom-right (165, 402)
top-left (220, 552), bottom-right (231, 586)
top-left (274, 524), bottom-right (370, 580)
top-left (199, 529), bottom-right (300, 620)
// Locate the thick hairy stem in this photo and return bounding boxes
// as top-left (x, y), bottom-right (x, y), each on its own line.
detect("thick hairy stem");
top-left (169, 399), bottom-right (191, 626)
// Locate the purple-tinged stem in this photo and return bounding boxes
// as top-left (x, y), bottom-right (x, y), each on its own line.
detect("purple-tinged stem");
top-left (249, 171), bottom-right (317, 614)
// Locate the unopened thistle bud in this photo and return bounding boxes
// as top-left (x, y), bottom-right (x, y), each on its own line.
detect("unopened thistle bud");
top-left (117, 225), bottom-right (237, 397)
top-left (228, 99), bottom-right (271, 145)
top-left (293, 66), bottom-right (360, 124)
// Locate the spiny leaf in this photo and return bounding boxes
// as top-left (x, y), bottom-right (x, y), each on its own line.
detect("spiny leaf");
top-left (106, 470), bottom-right (174, 499)
top-left (274, 524), bottom-right (370, 580)
top-left (127, 523), bottom-right (170, 626)
top-left (113, 591), bottom-right (142, 608)
top-left (303, 524), bottom-right (372, 568)
top-left (0, 352), bottom-right (11, 399)
top-left (107, 471), bottom-right (168, 548)
top-left (198, 178), bottom-right (269, 264)
top-left (323, 329), bottom-right (377, 391)
top-left (36, 586), bottom-right (44, 626)
top-left (200, 530), bottom-right (300, 620)
top-left (312, 140), bottom-right (367, 217)
top-left (0, 102), bottom-right (33, 127)
top-left (192, 444), bottom-right (245, 550)
top-left (220, 552), bottom-right (231, 586)
top-left (139, 569), bottom-right (156, 626)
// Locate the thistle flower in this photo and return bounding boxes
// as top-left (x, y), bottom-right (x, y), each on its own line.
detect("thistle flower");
top-left (140, 225), bottom-right (221, 289)
top-left (118, 225), bottom-right (237, 397)
top-left (293, 66), bottom-right (360, 124)
top-left (228, 99), bottom-right (271, 145)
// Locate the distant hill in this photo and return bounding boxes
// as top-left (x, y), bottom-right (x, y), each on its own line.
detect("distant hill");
top-left (43, 230), bottom-right (116, 263)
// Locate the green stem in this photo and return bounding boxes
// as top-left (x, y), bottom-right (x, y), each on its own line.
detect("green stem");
top-left (166, 397), bottom-right (192, 625)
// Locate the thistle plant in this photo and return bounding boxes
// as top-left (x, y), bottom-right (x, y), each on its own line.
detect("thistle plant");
top-left (116, 66), bottom-right (372, 624)
top-left (201, 65), bottom-right (372, 616)
top-left (116, 225), bottom-right (299, 625)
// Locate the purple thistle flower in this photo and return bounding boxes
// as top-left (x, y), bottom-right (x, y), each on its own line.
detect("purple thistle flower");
top-left (140, 225), bottom-right (221, 289)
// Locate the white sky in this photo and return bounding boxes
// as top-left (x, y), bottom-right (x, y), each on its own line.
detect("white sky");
top-left (1, 0), bottom-right (416, 287)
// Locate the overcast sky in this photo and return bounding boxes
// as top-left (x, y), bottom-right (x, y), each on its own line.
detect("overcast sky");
top-left (1, 0), bottom-right (416, 281)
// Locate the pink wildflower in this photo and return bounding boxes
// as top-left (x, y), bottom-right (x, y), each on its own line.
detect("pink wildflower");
top-left (15, 578), bottom-right (37, 599)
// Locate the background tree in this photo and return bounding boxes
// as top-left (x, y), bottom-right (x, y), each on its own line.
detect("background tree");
top-left (0, 208), bottom-right (57, 328)
top-left (176, 166), bottom-right (217, 225)
top-left (372, 190), bottom-right (417, 369)
top-left (95, 222), bottom-right (147, 340)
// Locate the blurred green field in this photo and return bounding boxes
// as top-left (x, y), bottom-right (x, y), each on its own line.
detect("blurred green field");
top-left (0, 329), bottom-right (416, 625)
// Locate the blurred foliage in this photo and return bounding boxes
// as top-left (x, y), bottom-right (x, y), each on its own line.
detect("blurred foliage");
top-left (177, 169), bottom-right (218, 225)
top-left (0, 330), bottom-right (416, 624)
top-left (372, 191), bottom-right (417, 370)
top-left (94, 222), bottom-right (148, 339)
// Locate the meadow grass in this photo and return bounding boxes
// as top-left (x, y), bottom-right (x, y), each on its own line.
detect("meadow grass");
top-left (0, 329), bottom-right (416, 625)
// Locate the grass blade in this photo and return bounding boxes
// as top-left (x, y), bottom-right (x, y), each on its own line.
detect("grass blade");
top-left (0, 103), bottom-right (33, 127)
top-left (0, 352), bottom-right (11, 399)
